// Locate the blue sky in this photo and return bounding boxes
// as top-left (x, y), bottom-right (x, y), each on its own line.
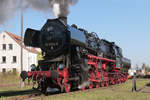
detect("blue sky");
top-left (0, 0), bottom-right (150, 68)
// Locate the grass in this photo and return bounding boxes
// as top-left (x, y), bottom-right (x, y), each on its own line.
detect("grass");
top-left (1, 73), bottom-right (150, 100)
top-left (0, 72), bottom-right (20, 84)
top-left (38, 79), bottom-right (150, 100)
top-left (0, 73), bottom-right (32, 92)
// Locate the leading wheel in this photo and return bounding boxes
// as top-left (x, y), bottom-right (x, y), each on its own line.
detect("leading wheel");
top-left (89, 82), bottom-right (93, 89)
top-left (64, 83), bottom-right (71, 93)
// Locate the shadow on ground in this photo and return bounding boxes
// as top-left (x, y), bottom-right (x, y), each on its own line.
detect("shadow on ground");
top-left (146, 83), bottom-right (150, 87)
top-left (136, 83), bottom-right (150, 93)
top-left (0, 89), bottom-right (41, 98)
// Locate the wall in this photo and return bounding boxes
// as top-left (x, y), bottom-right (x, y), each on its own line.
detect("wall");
top-left (0, 31), bottom-right (38, 72)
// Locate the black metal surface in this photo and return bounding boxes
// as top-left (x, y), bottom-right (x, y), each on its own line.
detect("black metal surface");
top-left (40, 19), bottom-right (70, 59)
top-left (68, 26), bottom-right (86, 46)
top-left (24, 28), bottom-right (40, 47)
top-left (122, 57), bottom-right (131, 69)
top-left (20, 71), bottom-right (28, 81)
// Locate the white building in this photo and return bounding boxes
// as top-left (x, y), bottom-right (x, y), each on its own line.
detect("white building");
top-left (0, 31), bottom-right (40, 72)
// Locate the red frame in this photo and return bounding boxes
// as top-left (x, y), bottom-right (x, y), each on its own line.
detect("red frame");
top-left (24, 54), bottom-right (128, 92)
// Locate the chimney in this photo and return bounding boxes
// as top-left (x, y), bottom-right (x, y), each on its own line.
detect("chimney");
top-left (59, 16), bottom-right (67, 25)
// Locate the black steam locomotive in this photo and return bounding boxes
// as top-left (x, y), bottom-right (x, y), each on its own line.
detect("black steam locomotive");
top-left (21, 17), bottom-right (131, 94)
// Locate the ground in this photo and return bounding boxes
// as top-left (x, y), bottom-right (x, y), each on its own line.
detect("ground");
top-left (1, 73), bottom-right (150, 100)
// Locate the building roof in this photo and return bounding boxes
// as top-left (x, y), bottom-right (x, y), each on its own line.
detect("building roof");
top-left (4, 31), bottom-right (40, 54)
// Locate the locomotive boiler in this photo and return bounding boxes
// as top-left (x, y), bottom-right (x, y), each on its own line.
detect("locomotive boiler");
top-left (21, 17), bottom-right (131, 94)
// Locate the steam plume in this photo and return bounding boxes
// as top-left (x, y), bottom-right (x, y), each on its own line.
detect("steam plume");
top-left (0, 0), bottom-right (78, 24)
top-left (25, 0), bottom-right (51, 13)
top-left (0, 0), bottom-right (21, 24)
top-left (26, 0), bottom-right (78, 18)
top-left (53, 3), bottom-right (60, 18)
top-left (49, 0), bottom-right (78, 18)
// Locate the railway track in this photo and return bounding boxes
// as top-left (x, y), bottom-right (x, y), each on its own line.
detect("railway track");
top-left (4, 82), bottom-right (128, 100)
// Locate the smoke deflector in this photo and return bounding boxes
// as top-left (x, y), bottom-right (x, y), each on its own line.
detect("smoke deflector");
top-left (24, 28), bottom-right (40, 47)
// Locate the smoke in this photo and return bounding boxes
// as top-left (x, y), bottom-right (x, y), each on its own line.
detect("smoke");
top-left (0, 0), bottom-right (78, 24)
top-left (53, 3), bottom-right (60, 18)
top-left (0, 0), bottom-right (21, 24)
top-left (26, 0), bottom-right (79, 18)
top-left (25, 0), bottom-right (51, 13)
top-left (49, 0), bottom-right (79, 18)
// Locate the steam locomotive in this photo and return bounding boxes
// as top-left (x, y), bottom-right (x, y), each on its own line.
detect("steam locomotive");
top-left (20, 17), bottom-right (131, 94)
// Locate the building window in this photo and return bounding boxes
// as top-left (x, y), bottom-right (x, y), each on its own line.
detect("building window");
top-left (3, 35), bottom-right (5, 39)
top-left (2, 68), bottom-right (6, 73)
top-left (13, 56), bottom-right (17, 63)
top-left (2, 56), bottom-right (6, 63)
top-left (2, 44), bottom-right (6, 50)
top-left (9, 44), bottom-right (13, 50)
